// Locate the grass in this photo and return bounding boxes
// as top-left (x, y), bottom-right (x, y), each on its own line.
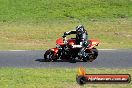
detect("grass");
top-left (0, 1), bottom-right (131, 88)
top-left (0, 19), bottom-right (132, 50)
top-left (0, 0), bottom-right (132, 23)
top-left (0, 67), bottom-right (132, 88)
top-left (0, 0), bottom-right (132, 50)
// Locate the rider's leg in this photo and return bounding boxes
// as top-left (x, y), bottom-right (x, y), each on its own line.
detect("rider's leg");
top-left (78, 47), bottom-right (88, 60)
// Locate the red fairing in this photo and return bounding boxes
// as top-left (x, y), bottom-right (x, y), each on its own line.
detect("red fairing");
top-left (50, 48), bottom-right (59, 54)
top-left (88, 39), bottom-right (100, 49)
top-left (67, 39), bottom-right (76, 45)
top-left (56, 38), bottom-right (64, 45)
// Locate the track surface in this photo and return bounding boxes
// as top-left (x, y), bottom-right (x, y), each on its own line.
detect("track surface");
top-left (0, 50), bottom-right (132, 68)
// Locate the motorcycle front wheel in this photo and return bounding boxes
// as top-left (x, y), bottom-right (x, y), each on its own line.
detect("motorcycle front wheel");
top-left (44, 50), bottom-right (56, 62)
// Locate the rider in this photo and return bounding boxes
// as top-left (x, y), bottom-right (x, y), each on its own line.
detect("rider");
top-left (62, 25), bottom-right (89, 61)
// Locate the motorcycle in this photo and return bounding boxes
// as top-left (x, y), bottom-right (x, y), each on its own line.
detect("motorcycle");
top-left (44, 35), bottom-right (100, 62)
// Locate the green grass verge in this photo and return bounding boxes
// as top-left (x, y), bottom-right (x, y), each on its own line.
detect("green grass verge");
top-left (0, 0), bottom-right (132, 50)
top-left (0, 19), bottom-right (132, 50)
top-left (0, 0), bottom-right (132, 23)
top-left (0, 1), bottom-right (131, 88)
top-left (0, 68), bottom-right (132, 88)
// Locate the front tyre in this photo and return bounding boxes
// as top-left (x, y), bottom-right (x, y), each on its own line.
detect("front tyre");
top-left (44, 50), bottom-right (56, 62)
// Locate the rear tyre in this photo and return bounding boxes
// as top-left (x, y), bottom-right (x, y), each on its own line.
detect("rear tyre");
top-left (44, 50), bottom-right (56, 62)
top-left (89, 48), bottom-right (98, 62)
top-left (92, 48), bottom-right (98, 58)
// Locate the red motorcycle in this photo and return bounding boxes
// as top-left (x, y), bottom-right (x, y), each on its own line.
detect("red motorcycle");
top-left (44, 36), bottom-right (100, 62)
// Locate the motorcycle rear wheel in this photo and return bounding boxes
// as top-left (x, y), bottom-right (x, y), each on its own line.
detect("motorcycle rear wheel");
top-left (83, 48), bottom-right (98, 62)
top-left (89, 48), bottom-right (98, 62)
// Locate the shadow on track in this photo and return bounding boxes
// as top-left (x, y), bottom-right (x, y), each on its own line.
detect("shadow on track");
top-left (35, 59), bottom-right (45, 62)
top-left (35, 58), bottom-right (84, 63)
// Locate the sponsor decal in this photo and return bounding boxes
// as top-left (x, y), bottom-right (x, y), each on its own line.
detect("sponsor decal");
top-left (76, 67), bottom-right (131, 85)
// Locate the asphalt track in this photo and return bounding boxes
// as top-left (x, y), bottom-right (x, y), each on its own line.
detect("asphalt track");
top-left (0, 49), bottom-right (132, 68)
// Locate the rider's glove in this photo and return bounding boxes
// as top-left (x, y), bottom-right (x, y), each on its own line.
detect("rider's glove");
top-left (64, 32), bottom-right (70, 35)
top-left (62, 32), bottom-right (70, 38)
top-left (62, 35), bottom-right (66, 38)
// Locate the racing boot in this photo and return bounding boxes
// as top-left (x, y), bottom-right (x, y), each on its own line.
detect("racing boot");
top-left (82, 53), bottom-right (89, 62)
top-left (78, 47), bottom-right (89, 62)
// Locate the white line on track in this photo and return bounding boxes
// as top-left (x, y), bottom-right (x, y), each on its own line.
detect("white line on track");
top-left (0, 49), bottom-right (118, 51)
top-left (98, 49), bottom-right (117, 50)
top-left (7, 50), bottom-right (27, 51)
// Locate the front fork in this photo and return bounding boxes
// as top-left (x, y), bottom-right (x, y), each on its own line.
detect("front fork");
top-left (50, 48), bottom-right (66, 60)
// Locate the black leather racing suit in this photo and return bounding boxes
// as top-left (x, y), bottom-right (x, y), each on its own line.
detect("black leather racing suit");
top-left (64, 30), bottom-right (89, 59)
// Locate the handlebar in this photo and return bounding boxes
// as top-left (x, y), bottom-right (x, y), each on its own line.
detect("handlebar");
top-left (62, 36), bottom-right (67, 44)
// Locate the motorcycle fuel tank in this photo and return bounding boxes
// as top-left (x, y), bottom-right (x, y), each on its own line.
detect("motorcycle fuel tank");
top-left (67, 39), bottom-right (76, 45)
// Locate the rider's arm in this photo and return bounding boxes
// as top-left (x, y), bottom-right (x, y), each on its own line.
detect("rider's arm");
top-left (64, 30), bottom-right (76, 35)
top-left (63, 30), bottom-right (76, 38)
